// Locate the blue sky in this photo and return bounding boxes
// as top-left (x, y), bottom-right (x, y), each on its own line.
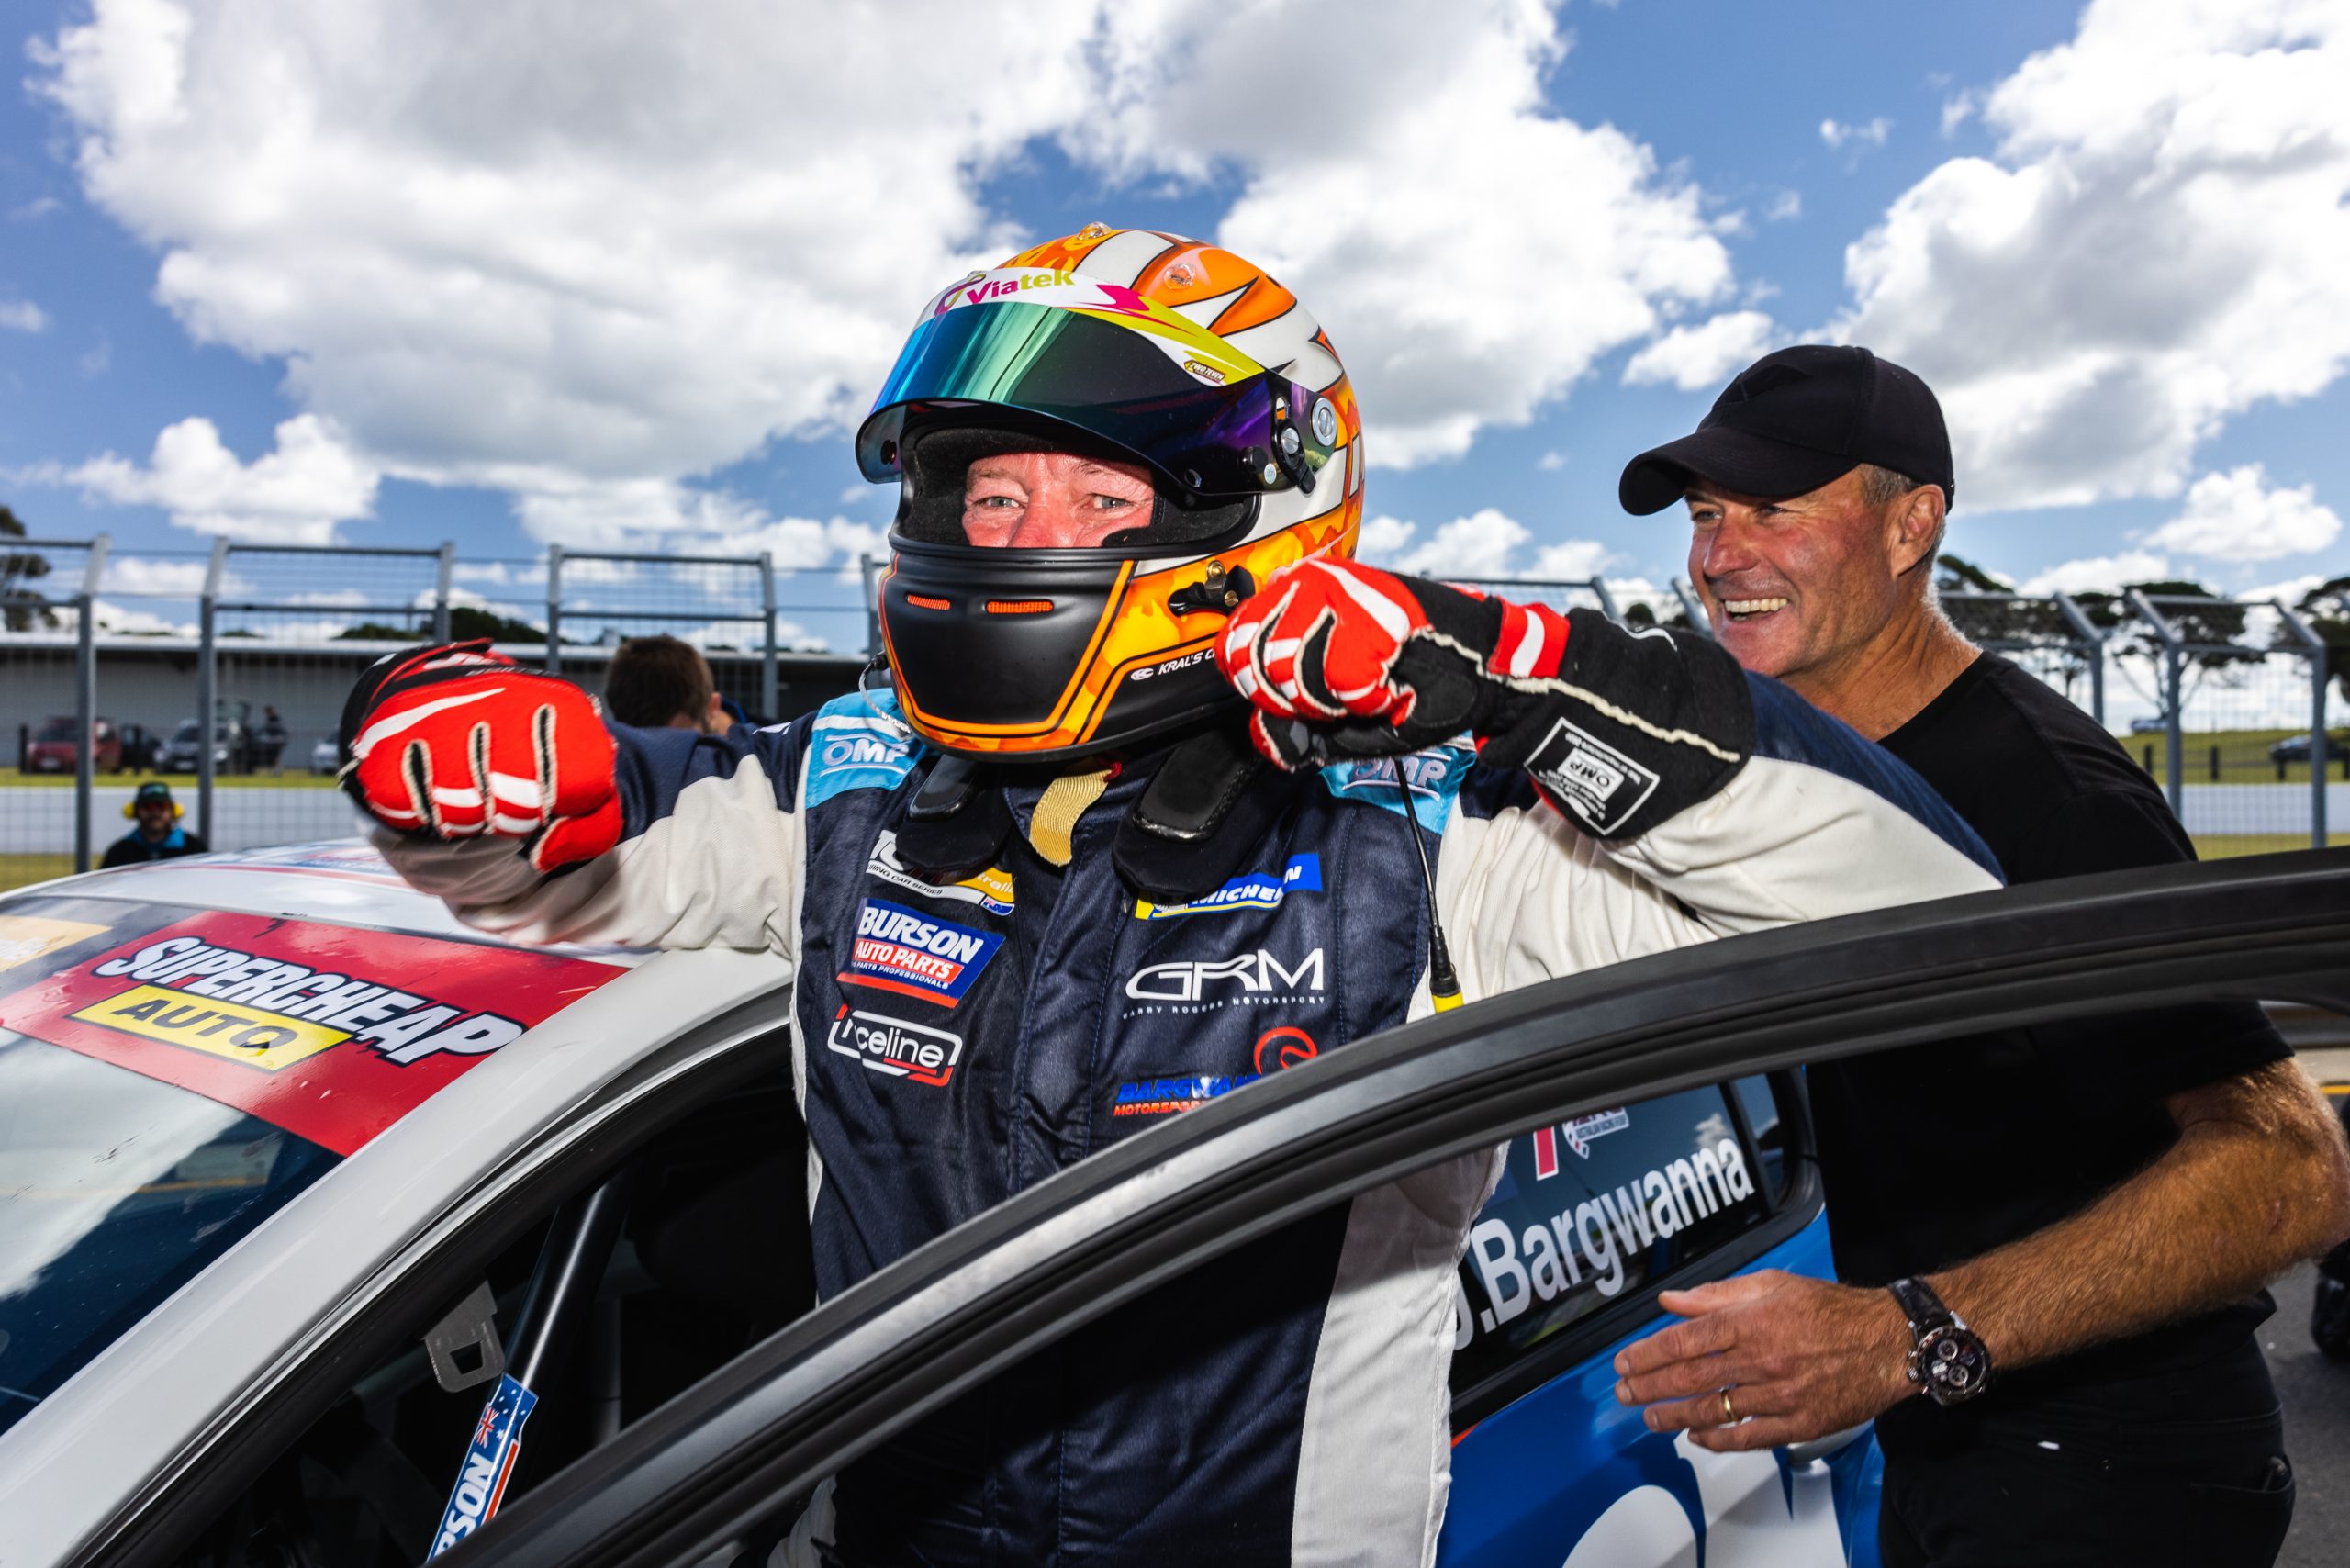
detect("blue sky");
top-left (2, 0), bottom-right (2344, 622)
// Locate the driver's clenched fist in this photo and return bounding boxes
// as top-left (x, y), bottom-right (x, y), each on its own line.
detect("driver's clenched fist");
top-left (340, 641), bottom-right (621, 873)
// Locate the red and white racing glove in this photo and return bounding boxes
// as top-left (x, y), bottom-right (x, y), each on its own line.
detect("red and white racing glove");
top-left (1216, 559), bottom-right (1568, 767)
top-left (1217, 558), bottom-right (1752, 839)
top-left (339, 641), bottom-right (621, 872)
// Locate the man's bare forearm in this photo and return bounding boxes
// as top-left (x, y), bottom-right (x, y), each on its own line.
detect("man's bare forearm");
top-left (1931, 1059), bottom-right (2350, 1372)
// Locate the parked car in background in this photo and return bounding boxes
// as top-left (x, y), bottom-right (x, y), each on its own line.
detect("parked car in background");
top-left (159, 715), bottom-right (253, 775)
top-left (309, 736), bottom-right (340, 775)
top-left (24, 715), bottom-right (122, 774)
top-left (2269, 730), bottom-right (2347, 765)
top-left (116, 722), bottom-right (165, 773)
top-left (2128, 714), bottom-right (2171, 734)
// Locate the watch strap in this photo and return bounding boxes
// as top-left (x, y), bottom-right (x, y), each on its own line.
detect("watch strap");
top-left (1886, 1275), bottom-right (1953, 1334)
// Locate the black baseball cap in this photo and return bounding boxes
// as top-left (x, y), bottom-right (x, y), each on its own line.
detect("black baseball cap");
top-left (133, 781), bottom-right (174, 806)
top-left (1618, 344), bottom-right (1953, 515)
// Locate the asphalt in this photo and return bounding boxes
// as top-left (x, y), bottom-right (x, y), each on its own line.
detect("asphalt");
top-left (2268, 1261), bottom-right (2348, 1567)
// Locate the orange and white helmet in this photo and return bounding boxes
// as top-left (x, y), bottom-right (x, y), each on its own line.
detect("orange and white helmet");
top-left (856, 225), bottom-right (1364, 760)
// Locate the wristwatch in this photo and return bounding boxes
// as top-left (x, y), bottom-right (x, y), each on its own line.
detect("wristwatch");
top-left (1886, 1277), bottom-right (1992, 1406)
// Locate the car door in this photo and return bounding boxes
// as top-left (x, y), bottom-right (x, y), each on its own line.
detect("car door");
top-left (407, 850), bottom-right (2347, 1568)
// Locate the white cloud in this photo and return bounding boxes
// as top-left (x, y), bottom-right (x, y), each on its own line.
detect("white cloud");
top-left (1537, 450), bottom-right (1568, 472)
top-left (100, 555), bottom-right (212, 597)
top-left (1830, 0), bottom-right (2350, 511)
top-left (58, 414), bottom-right (378, 544)
top-left (0, 300), bottom-right (48, 332)
top-left (29, 0), bottom-right (1741, 540)
top-left (2238, 571), bottom-right (2325, 609)
top-left (1529, 537), bottom-right (1615, 579)
top-left (1819, 117), bottom-right (1892, 151)
top-left (1360, 508), bottom-right (1528, 577)
top-left (1622, 309), bottom-right (1778, 390)
top-left (2145, 464), bottom-right (2341, 561)
top-left (10, 196), bottom-right (63, 220)
top-left (2016, 549), bottom-right (2172, 597)
top-left (1765, 190), bottom-right (1802, 223)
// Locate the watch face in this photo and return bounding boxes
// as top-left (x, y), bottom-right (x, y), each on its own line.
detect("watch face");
top-left (1920, 1326), bottom-right (1990, 1403)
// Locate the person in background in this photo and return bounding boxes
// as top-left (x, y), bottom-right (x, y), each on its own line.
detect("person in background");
top-left (102, 780), bottom-right (209, 868)
top-left (1608, 343), bottom-right (2350, 1568)
top-left (603, 633), bottom-right (733, 734)
top-left (255, 705), bottom-right (289, 774)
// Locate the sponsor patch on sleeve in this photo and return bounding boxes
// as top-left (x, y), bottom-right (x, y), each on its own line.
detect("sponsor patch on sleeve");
top-left (839, 899), bottom-right (1004, 1008)
top-left (1522, 718), bottom-right (1660, 836)
top-left (0, 913), bottom-right (623, 1155)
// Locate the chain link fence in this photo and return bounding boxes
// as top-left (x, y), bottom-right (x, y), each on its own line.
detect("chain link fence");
top-left (0, 537), bottom-right (874, 890)
top-left (2, 541), bottom-right (2337, 890)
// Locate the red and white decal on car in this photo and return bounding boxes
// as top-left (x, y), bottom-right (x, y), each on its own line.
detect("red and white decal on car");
top-left (0, 912), bottom-right (621, 1155)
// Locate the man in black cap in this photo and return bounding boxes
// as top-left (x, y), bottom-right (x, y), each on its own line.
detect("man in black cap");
top-left (102, 780), bottom-right (210, 867)
top-left (1606, 344), bottom-right (2350, 1567)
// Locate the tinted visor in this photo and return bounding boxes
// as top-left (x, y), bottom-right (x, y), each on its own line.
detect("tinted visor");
top-left (856, 302), bottom-right (1292, 498)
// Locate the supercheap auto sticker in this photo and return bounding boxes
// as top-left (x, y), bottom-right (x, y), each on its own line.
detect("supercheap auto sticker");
top-left (0, 912), bottom-right (623, 1155)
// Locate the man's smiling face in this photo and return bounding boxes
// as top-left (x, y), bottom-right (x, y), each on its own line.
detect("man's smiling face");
top-left (1684, 467), bottom-right (1907, 686)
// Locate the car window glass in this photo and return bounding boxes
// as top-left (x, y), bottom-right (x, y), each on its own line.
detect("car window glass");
top-left (1729, 1073), bottom-right (1789, 1207)
top-left (1449, 1084), bottom-right (1772, 1392)
top-left (0, 1032), bottom-right (340, 1439)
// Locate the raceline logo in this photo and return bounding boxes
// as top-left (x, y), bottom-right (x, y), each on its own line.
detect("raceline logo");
top-left (77, 934), bottom-right (528, 1070)
top-left (826, 1004), bottom-right (964, 1087)
top-left (1124, 948), bottom-right (1325, 1004)
top-left (840, 899), bottom-right (1005, 1007)
top-left (865, 830), bottom-right (1014, 916)
top-left (1135, 853), bottom-right (1320, 920)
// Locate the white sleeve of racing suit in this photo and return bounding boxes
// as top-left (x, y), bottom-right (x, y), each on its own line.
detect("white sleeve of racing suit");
top-left (1439, 672), bottom-right (2002, 999)
top-left (374, 717), bottom-right (819, 958)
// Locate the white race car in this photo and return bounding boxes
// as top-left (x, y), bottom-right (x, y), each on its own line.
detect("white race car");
top-left (0, 841), bottom-right (2334, 1568)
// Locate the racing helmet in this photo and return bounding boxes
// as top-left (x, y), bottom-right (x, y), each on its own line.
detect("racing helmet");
top-left (856, 225), bottom-right (1364, 760)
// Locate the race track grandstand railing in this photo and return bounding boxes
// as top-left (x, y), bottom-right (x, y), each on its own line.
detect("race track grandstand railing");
top-left (0, 541), bottom-right (2338, 890)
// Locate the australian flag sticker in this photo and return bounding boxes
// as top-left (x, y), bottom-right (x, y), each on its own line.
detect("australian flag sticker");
top-left (840, 899), bottom-right (1005, 1008)
top-left (430, 1373), bottom-right (538, 1558)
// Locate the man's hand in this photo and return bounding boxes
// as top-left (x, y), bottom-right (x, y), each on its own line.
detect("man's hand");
top-left (1214, 557), bottom-right (1569, 770)
top-left (1611, 1269), bottom-right (1915, 1452)
top-left (341, 641), bottom-right (621, 873)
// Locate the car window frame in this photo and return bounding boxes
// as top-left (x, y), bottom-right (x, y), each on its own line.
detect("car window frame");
top-left (431, 848), bottom-right (2350, 1568)
top-left (57, 974), bottom-right (799, 1568)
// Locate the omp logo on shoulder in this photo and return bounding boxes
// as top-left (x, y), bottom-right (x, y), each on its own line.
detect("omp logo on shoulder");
top-left (807, 714), bottom-right (917, 807)
top-left (841, 900), bottom-right (1004, 1007)
top-left (75, 935), bottom-right (526, 1070)
top-left (1125, 948), bottom-right (1325, 1004)
top-left (865, 830), bottom-right (1014, 915)
top-left (826, 1005), bottom-right (963, 1087)
top-left (1135, 854), bottom-right (1320, 920)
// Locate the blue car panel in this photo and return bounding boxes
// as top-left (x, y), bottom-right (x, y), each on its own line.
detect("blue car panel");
top-left (1440, 1079), bottom-right (1882, 1567)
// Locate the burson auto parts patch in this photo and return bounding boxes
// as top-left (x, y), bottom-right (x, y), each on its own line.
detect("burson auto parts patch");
top-left (0, 913), bottom-right (622, 1155)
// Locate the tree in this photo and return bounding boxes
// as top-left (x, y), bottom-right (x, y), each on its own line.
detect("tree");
top-left (2072, 578), bottom-right (2261, 718)
top-left (335, 604), bottom-right (556, 644)
top-left (1, 503), bottom-right (58, 633)
top-left (2291, 576), bottom-right (2350, 706)
top-left (1934, 553), bottom-right (2013, 594)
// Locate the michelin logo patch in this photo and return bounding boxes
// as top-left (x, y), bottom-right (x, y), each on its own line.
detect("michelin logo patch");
top-left (840, 899), bottom-right (1004, 1007)
top-left (1136, 854), bottom-right (1320, 920)
top-left (1524, 718), bottom-right (1659, 836)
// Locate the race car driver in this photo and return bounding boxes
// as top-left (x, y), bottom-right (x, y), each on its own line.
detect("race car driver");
top-left (341, 226), bottom-right (2000, 1567)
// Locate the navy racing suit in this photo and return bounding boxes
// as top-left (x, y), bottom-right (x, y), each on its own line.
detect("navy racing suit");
top-left (378, 641), bottom-right (1998, 1567)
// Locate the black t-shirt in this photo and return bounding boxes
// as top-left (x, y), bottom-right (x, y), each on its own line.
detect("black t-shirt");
top-left (1810, 653), bottom-right (2289, 1441)
top-left (99, 828), bottom-right (208, 868)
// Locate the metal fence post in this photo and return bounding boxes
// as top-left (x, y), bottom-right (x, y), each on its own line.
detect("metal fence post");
top-left (197, 537), bottom-right (229, 843)
top-left (2053, 591), bottom-right (2106, 726)
top-left (758, 552), bottom-right (779, 721)
top-left (73, 532), bottom-right (110, 872)
top-left (2127, 588), bottom-right (2185, 818)
top-left (2274, 599), bottom-right (2329, 847)
top-left (545, 543), bottom-right (565, 677)
top-left (434, 541), bottom-right (455, 644)
top-left (1587, 578), bottom-right (1622, 626)
top-left (1670, 577), bottom-right (1714, 638)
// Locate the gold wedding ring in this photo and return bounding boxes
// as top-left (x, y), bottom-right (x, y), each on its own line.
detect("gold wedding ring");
top-left (1719, 1388), bottom-right (1739, 1425)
